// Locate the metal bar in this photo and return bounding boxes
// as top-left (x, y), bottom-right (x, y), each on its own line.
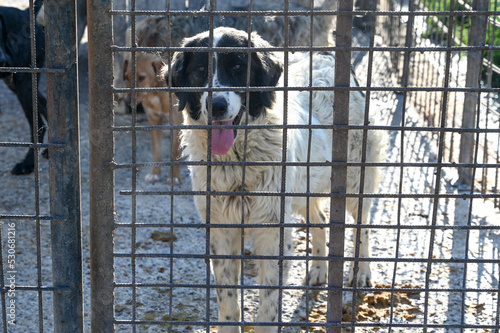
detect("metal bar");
top-left (27, 2), bottom-right (44, 329)
top-left (112, 84), bottom-right (500, 94)
top-left (110, 44), bottom-right (500, 54)
top-left (239, 1), bottom-right (253, 327)
top-left (0, 286), bottom-right (70, 292)
top-left (44, 0), bottom-right (83, 332)
top-left (106, 9), bottom-right (500, 17)
top-left (389, 0), bottom-right (414, 329)
top-left (110, 159), bottom-right (500, 169)
top-left (110, 123), bottom-right (500, 134)
top-left (278, 1), bottom-right (291, 331)
top-left (111, 320), bottom-right (500, 329)
top-left (0, 215), bottom-right (65, 220)
top-left (459, 0), bottom-right (489, 185)
top-left (112, 252), bottom-right (500, 264)
top-left (118, 189), bottom-right (500, 199)
top-left (304, 1), bottom-right (315, 329)
top-left (0, 222), bottom-right (7, 333)
top-left (327, 0), bottom-right (353, 330)
top-left (112, 282), bottom-right (500, 293)
top-left (0, 142), bottom-right (65, 149)
top-left (423, 0), bottom-right (457, 330)
top-left (112, 222), bottom-right (500, 231)
top-left (0, 67), bottom-right (66, 74)
top-left (165, 3), bottom-right (176, 332)
top-left (204, 1), bottom-right (215, 330)
top-left (87, 0), bottom-right (115, 331)
top-left (350, 6), bottom-right (377, 329)
top-left (129, 2), bottom-right (138, 332)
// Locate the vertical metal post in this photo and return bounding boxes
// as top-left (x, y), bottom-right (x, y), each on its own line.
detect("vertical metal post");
top-left (459, 0), bottom-right (488, 185)
top-left (44, 0), bottom-right (84, 332)
top-left (88, 0), bottom-right (115, 331)
top-left (327, 0), bottom-right (353, 331)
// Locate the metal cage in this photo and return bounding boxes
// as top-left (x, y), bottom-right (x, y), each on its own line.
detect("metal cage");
top-left (0, 0), bottom-right (498, 332)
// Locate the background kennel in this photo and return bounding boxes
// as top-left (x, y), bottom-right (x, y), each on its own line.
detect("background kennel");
top-left (0, 0), bottom-right (499, 332)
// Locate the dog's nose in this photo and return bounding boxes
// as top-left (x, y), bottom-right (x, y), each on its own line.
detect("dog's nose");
top-left (211, 97), bottom-right (228, 119)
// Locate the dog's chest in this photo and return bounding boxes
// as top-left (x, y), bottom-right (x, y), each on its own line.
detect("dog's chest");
top-left (191, 162), bottom-right (276, 194)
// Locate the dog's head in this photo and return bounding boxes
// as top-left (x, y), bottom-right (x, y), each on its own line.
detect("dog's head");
top-left (169, 27), bottom-right (283, 155)
top-left (122, 52), bottom-right (164, 105)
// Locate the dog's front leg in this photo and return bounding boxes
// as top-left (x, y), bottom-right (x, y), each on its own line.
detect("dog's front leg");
top-left (347, 197), bottom-right (373, 287)
top-left (251, 227), bottom-right (293, 333)
top-left (169, 102), bottom-right (183, 184)
top-left (211, 230), bottom-right (242, 333)
top-left (143, 98), bottom-right (164, 183)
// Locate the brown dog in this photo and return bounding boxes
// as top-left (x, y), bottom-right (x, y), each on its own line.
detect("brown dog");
top-left (122, 52), bottom-right (183, 184)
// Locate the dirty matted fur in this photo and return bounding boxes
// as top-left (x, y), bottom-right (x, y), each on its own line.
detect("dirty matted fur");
top-left (170, 27), bottom-right (386, 332)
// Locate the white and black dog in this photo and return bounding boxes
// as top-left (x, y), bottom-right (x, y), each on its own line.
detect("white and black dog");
top-left (169, 27), bottom-right (385, 332)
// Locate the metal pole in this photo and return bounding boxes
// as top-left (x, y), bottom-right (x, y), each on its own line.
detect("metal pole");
top-left (44, 0), bottom-right (84, 331)
top-left (327, 0), bottom-right (353, 331)
top-left (88, 0), bottom-right (115, 331)
top-left (459, 0), bottom-right (488, 185)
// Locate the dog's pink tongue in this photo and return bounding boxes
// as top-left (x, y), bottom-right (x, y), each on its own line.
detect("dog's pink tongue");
top-left (211, 121), bottom-right (234, 155)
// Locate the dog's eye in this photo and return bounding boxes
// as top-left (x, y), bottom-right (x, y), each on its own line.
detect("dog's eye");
top-left (138, 75), bottom-right (146, 82)
top-left (233, 64), bottom-right (242, 71)
top-left (198, 66), bottom-right (206, 72)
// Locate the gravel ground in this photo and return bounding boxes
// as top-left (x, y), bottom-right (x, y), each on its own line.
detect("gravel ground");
top-left (0, 2), bottom-right (499, 332)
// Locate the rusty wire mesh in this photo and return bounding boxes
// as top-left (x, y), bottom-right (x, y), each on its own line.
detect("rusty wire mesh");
top-left (0, 0), bottom-right (82, 332)
top-left (87, 0), bottom-right (500, 332)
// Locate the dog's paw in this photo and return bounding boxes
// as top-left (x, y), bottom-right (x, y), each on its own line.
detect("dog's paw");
top-left (255, 326), bottom-right (277, 333)
top-left (348, 262), bottom-right (372, 288)
top-left (166, 175), bottom-right (182, 186)
top-left (145, 173), bottom-right (161, 184)
top-left (217, 327), bottom-right (241, 333)
top-left (11, 162), bottom-right (34, 175)
top-left (305, 261), bottom-right (328, 285)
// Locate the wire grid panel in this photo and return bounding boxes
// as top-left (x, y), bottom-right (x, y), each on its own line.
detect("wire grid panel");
top-left (0, 0), bottom-right (82, 332)
top-left (88, 0), bottom-right (500, 332)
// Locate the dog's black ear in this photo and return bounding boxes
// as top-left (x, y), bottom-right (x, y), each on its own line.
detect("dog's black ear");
top-left (251, 33), bottom-right (283, 109)
top-left (170, 51), bottom-right (189, 112)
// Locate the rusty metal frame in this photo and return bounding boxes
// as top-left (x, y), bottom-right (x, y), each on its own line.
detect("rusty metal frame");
top-left (44, 0), bottom-right (84, 331)
top-left (0, 0), bottom-right (497, 331)
top-left (87, 0), bottom-right (115, 332)
top-left (87, 0), bottom-right (500, 332)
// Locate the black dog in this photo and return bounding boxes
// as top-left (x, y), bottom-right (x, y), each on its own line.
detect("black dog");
top-left (0, 1), bottom-right (47, 175)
